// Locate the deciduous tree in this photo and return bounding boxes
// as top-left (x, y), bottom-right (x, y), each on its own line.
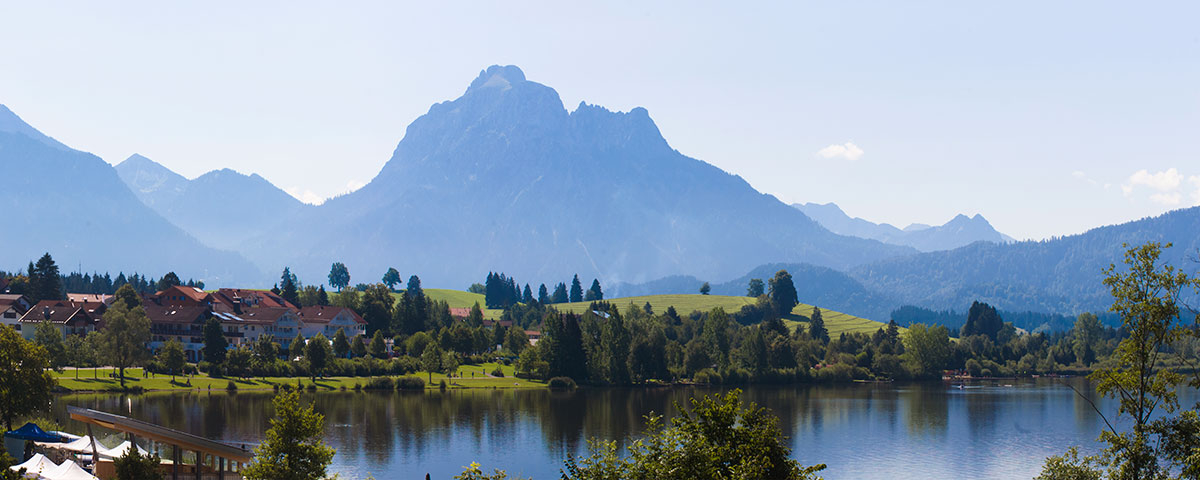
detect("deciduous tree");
top-left (327, 262), bottom-right (350, 292)
top-left (243, 390), bottom-right (335, 480)
top-left (0, 326), bottom-right (55, 430)
top-left (99, 301), bottom-right (151, 388)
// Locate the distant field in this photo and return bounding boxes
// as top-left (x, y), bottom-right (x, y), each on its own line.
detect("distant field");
top-left (557, 294), bottom-right (892, 337)
top-left (392, 288), bottom-right (504, 319)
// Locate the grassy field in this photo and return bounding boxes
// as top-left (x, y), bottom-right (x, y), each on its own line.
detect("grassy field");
top-left (557, 294), bottom-right (891, 337)
top-left (393, 288), bottom-right (505, 319)
top-left (51, 363), bottom-right (545, 393)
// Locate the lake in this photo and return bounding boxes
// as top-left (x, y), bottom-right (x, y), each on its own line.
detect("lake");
top-left (49, 378), bottom-right (1165, 479)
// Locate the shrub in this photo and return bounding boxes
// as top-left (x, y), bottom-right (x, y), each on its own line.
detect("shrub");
top-left (693, 368), bottom-right (722, 385)
top-left (364, 377), bottom-right (395, 390)
top-left (396, 376), bottom-right (425, 391)
top-left (490, 366), bottom-right (504, 378)
top-left (305, 383), bottom-right (317, 392)
top-left (548, 377), bottom-right (577, 389)
top-left (226, 380), bottom-right (238, 392)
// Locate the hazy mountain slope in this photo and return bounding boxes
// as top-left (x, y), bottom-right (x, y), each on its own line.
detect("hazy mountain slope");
top-left (0, 106), bottom-right (261, 285)
top-left (0, 104), bottom-right (70, 151)
top-left (116, 156), bottom-right (307, 249)
top-left (851, 207), bottom-right (1200, 314)
top-left (794, 202), bottom-right (1013, 251)
top-left (244, 65), bottom-right (915, 287)
top-left (115, 153), bottom-right (189, 208)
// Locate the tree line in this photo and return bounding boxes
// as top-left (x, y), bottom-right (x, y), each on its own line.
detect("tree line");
top-left (1, 253), bottom-right (204, 303)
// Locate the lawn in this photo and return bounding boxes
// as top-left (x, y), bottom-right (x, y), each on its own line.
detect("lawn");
top-left (51, 363), bottom-right (545, 393)
top-left (556, 294), bottom-right (892, 337)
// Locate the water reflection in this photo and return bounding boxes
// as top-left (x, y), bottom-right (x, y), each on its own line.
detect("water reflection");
top-left (48, 378), bottom-right (1186, 480)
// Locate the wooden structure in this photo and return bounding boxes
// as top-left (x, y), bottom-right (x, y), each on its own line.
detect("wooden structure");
top-left (66, 406), bottom-right (252, 480)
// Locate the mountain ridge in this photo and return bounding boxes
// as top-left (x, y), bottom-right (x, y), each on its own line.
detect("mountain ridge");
top-left (794, 202), bottom-right (1015, 252)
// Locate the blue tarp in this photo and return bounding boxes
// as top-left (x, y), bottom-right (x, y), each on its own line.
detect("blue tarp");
top-left (4, 422), bottom-right (63, 442)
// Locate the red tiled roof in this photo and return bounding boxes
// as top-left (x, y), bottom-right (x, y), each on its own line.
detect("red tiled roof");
top-left (143, 305), bottom-right (210, 325)
top-left (238, 307), bottom-right (296, 325)
top-left (67, 293), bottom-right (113, 304)
top-left (449, 307), bottom-right (471, 318)
top-left (0, 298), bottom-right (28, 316)
top-left (19, 300), bottom-right (96, 325)
top-left (297, 305), bottom-right (365, 325)
top-left (213, 289), bottom-right (297, 310)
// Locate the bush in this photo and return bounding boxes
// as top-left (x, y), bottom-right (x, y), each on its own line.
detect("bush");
top-left (364, 377), bottom-right (395, 390)
top-left (439, 379), bottom-right (448, 390)
top-left (490, 366), bottom-right (504, 378)
top-left (396, 376), bottom-right (425, 391)
top-left (720, 367), bottom-right (751, 385)
top-left (548, 377), bottom-right (577, 389)
top-left (694, 368), bottom-right (722, 385)
top-left (225, 380), bottom-right (238, 392)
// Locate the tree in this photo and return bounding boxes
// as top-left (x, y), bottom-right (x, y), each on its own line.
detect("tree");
top-left (538, 284), bottom-right (550, 304)
top-left (298, 286), bottom-right (320, 307)
top-left (252, 335), bottom-right (278, 368)
top-left (422, 343), bottom-right (443, 383)
top-left (747, 278), bottom-right (765, 297)
top-left (699, 282), bottom-right (711, 295)
top-left (585, 279), bottom-right (603, 302)
top-left (350, 335), bottom-right (367, 358)
top-left (961, 301), bottom-right (1003, 340)
top-left (1068, 312), bottom-right (1102, 367)
top-left (368, 330), bottom-right (386, 358)
top-left (569, 275), bottom-right (584, 303)
top-left (523, 284), bottom-right (534, 304)
top-left (27, 253), bottom-right (62, 303)
top-left (243, 390), bottom-right (336, 480)
top-left (768, 271), bottom-right (800, 318)
top-left (156, 272), bottom-right (181, 292)
top-left (1, 451), bottom-right (27, 480)
top-left (562, 390), bottom-right (824, 480)
top-left (468, 303), bottom-right (485, 327)
top-left (289, 332), bottom-right (306, 360)
top-left (279, 268), bottom-right (300, 308)
top-left (114, 283), bottom-right (141, 309)
top-left (305, 333), bottom-right (330, 380)
top-left (0, 325), bottom-right (55, 430)
top-left (442, 350), bottom-right (460, 378)
top-left (901, 323), bottom-right (950, 378)
top-left (360, 284), bottom-right (395, 335)
top-left (504, 327), bottom-right (529, 355)
top-left (33, 321), bottom-right (66, 368)
top-left (202, 317), bottom-right (228, 365)
top-left (468, 283), bottom-right (486, 294)
top-left (159, 338), bottom-right (186, 382)
top-left (317, 285), bottom-right (329, 306)
top-left (551, 283), bottom-right (569, 304)
top-left (63, 334), bottom-right (93, 377)
top-left (327, 262), bottom-right (350, 292)
top-left (332, 329), bottom-right (350, 358)
top-left (1042, 242), bottom-right (1200, 479)
top-left (99, 301), bottom-right (151, 388)
top-left (808, 307), bottom-right (829, 344)
top-left (382, 267), bottom-right (402, 291)
top-left (113, 448), bottom-right (164, 480)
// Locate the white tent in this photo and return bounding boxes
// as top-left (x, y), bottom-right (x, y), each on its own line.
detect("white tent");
top-left (38, 460), bottom-right (96, 480)
top-left (95, 440), bottom-right (149, 460)
top-left (48, 436), bottom-right (103, 454)
top-left (10, 453), bottom-right (55, 478)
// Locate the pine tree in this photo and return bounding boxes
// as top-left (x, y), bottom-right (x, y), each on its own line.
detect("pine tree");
top-left (586, 279), bottom-right (603, 301)
top-left (552, 283), bottom-right (569, 303)
top-left (317, 285), bottom-right (329, 306)
top-left (809, 307), bottom-right (829, 343)
top-left (279, 267), bottom-right (300, 308)
top-left (332, 328), bottom-right (350, 358)
top-left (538, 284), bottom-right (550, 304)
top-left (523, 284), bottom-right (534, 304)
top-left (569, 275), bottom-right (584, 303)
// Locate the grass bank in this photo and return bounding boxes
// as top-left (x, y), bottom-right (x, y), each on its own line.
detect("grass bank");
top-left (51, 363), bottom-right (545, 393)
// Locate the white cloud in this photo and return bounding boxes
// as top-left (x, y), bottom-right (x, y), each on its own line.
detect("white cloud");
top-left (816, 142), bottom-right (864, 162)
top-left (1126, 168), bottom-right (1182, 192)
top-left (1149, 192), bottom-right (1182, 206)
top-left (285, 186), bottom-right (325, 205)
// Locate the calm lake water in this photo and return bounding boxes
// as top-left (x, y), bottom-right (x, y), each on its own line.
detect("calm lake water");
top-left (49, 378), bottom-right (1178, 480)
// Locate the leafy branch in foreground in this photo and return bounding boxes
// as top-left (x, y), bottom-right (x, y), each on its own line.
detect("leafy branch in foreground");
top-left (1038, 242), bottom-right (1200, 480)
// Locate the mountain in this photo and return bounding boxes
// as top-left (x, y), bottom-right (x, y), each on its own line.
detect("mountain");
top-left (241, 65), bottom-right (915, 288)
top-left (793, 202), bottom-right (1014, 252)
top-left (850, 206), bottom-right (1200, 315)
top-left (116, 156), bottom-right (307, 250)
top-left (0, 105), bottom-right (261, 285)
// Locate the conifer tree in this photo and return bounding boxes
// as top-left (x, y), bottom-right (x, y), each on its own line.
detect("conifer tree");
top-left (569, 275), bottom-right (584, 303)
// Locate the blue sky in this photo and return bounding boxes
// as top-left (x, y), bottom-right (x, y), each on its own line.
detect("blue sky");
top-left (0, 1), bottom-right (1196, 241)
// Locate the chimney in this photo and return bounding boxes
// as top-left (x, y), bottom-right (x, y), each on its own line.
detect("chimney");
top-left (43, 306), bottom-right (50, 318)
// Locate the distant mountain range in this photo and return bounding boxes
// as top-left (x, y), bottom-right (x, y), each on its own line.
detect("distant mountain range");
top-left (793, 202), bottom-right (1015, 252)
top-left (0, 105), bottom-right (258, 283)
top-left (4, 65), bottom-right (1199, 328)
top-left (116, 155), bottom-right (308, 250)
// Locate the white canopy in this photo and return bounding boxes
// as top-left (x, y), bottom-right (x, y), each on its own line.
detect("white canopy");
top-left (37, 436), bottom-right (102, 453)
top-left (95, 440), bottom-right (149, 460)
top-left (10, 453), bottom-right (55, 478)
top-left (39, 460), bottom-right (96, 480)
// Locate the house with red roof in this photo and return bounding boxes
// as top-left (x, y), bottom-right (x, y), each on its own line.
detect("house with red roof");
top-left (18, 300), bottom-right (102, 339)
top-left (0, 294), bottom-right (31, 333)
top-left (298, 305), bottom-right (366, 339)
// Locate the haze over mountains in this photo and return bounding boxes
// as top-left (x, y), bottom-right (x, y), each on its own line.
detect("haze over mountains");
top-left (794, 202), bottom-right (1015, 252)
top-left (0, 105), bottom-right (257, 283)
top-left (4, 65), bottom-right (1199, 325)
top-left (115, 154), bottom-right (308, 250)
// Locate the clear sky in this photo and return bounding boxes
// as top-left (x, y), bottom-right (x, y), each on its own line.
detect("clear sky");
top-left (1, 1), bottom-right (1196, 241)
